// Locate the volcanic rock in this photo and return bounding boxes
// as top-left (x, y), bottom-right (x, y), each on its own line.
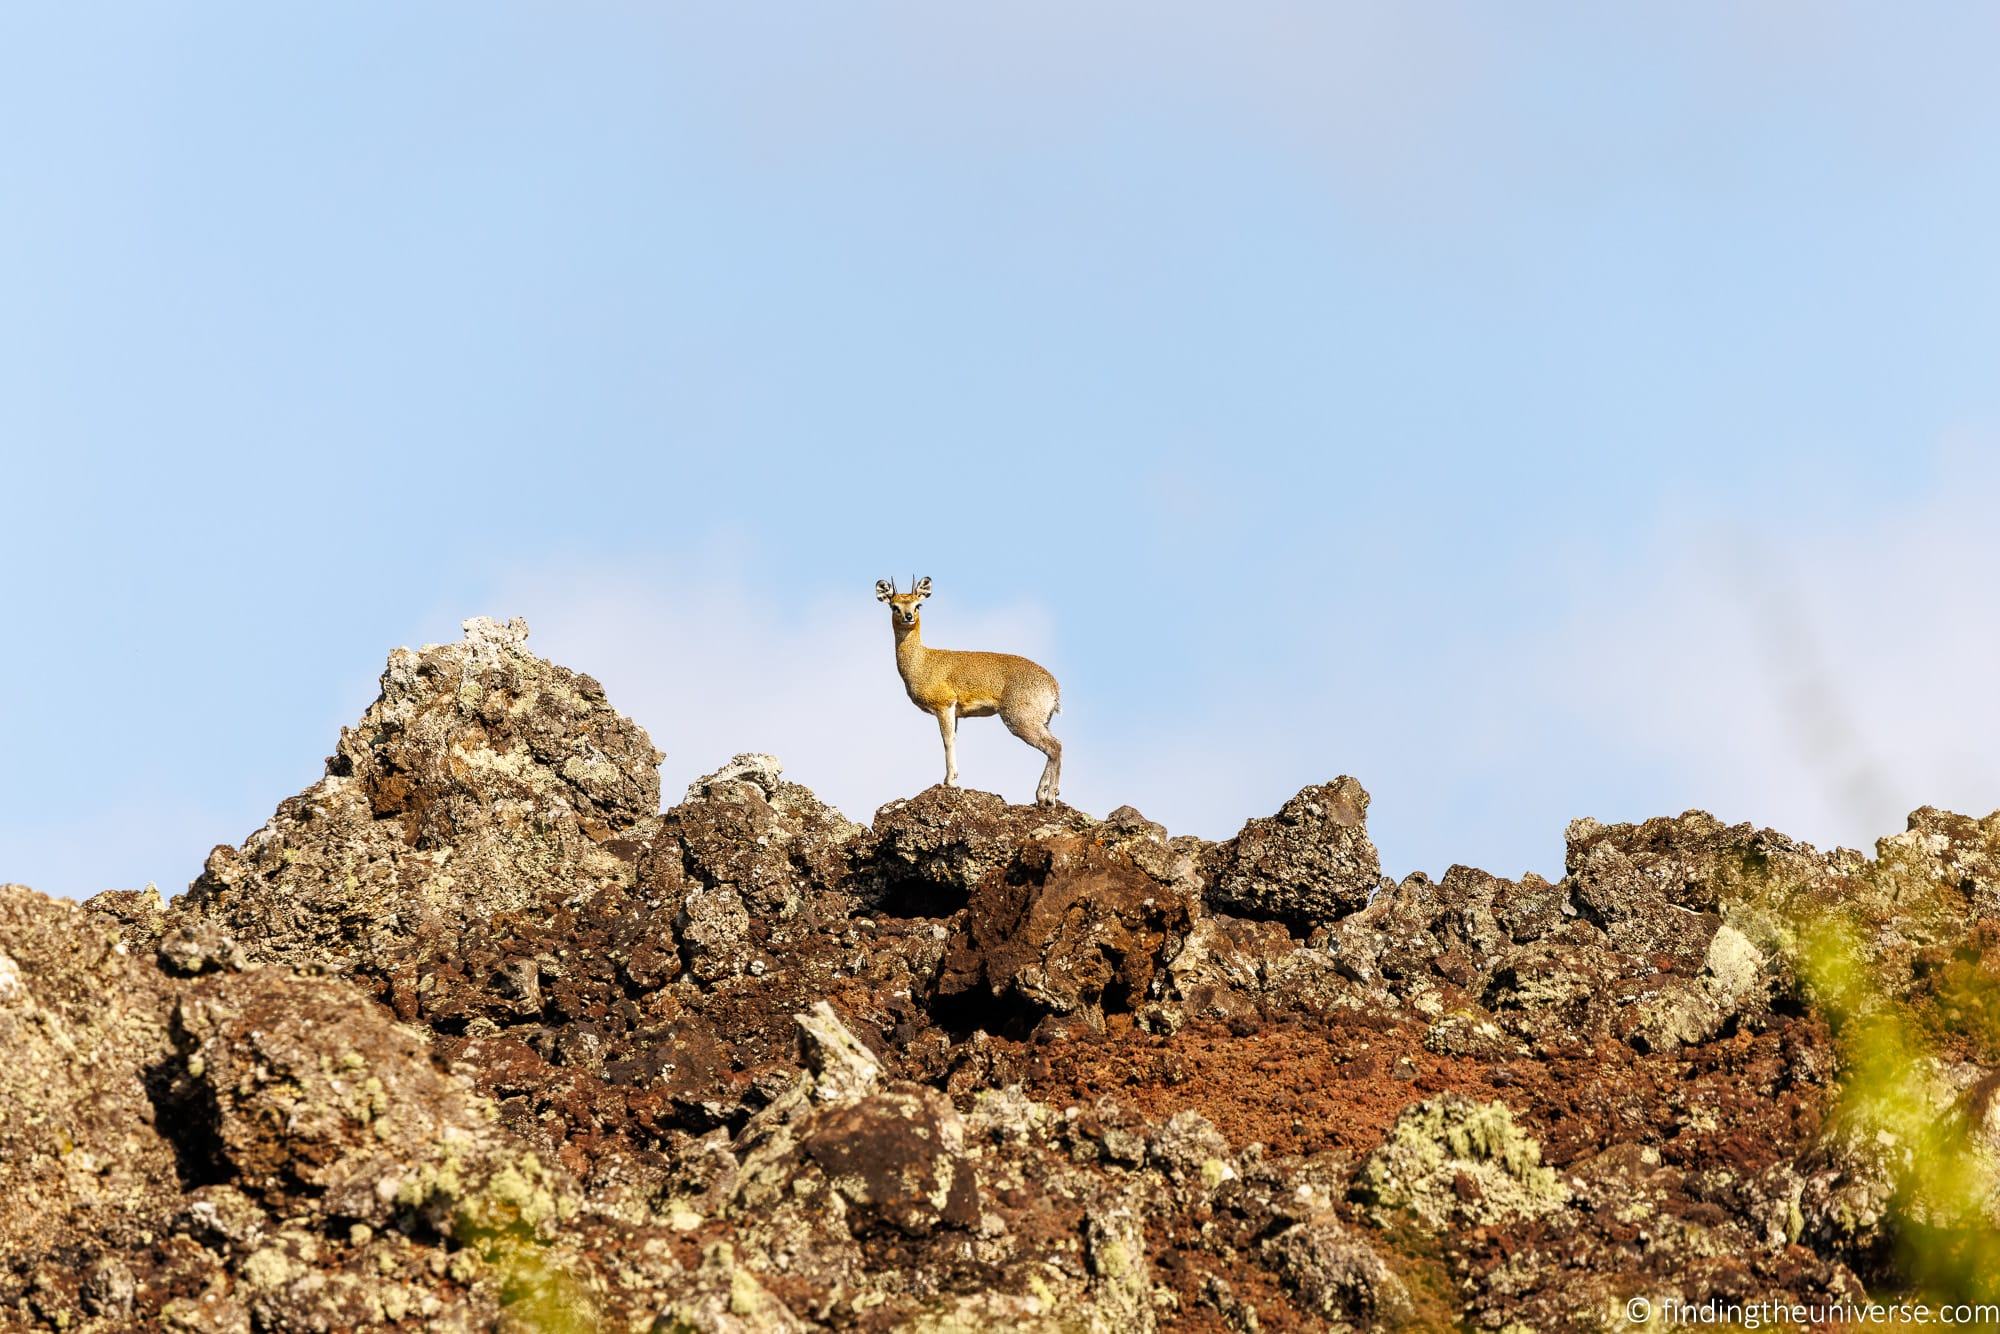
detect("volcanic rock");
top-left (12, 619), bottom-right (2000, 1330)
top-left (0, 885), bottom-right (180, 1301)
top-left (1350, 1094), bottom-right (1568, 1229)
top-left (1201, 776), bottom-right (1384, 931)
top-left (864, 784), bottom-right (1092, 912)
top-left (179, 616), bottom-right (662, 973)
top-left (935, 833), bottom-right (1198, 1028)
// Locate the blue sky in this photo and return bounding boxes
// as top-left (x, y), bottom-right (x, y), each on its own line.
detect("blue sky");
top-left (6, 4), bottom-right (2000, 896)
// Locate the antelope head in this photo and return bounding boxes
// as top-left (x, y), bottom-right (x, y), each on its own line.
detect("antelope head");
top-left (875, 575), bottom-right (932, 627)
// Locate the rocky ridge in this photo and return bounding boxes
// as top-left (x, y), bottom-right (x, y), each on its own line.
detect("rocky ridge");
top-left (7, 617), bottom-right (2000, 1330)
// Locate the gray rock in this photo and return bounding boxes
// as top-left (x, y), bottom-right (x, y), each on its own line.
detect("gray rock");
top-left (1202, 778), bottom-right (1382, 931)
top-left (176, 616), bottom-right (662, 972)
top-left (1263, 1218), bottom-right (1410, 1321)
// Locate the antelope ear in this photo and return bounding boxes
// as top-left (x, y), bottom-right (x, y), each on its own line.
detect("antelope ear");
top-left (874, 579), bottom-right (895, 602)
top-left (914, 576), bottom-right (933, 599)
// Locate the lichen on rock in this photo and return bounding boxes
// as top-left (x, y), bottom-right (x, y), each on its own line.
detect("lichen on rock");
top-left (1351, 1095), bottom-right (1569, 1229)
top-left (1202, 776), bottom-right (1384, 932)
top-left (178, 616), bottom-right (663, 972)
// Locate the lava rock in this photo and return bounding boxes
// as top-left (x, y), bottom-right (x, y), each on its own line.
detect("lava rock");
top-left (1202, 777), bottom-right (1382, 932)
top-left (865, 785), bottom-right (1092, 912)
top-left (935, 834), bottom-right (1197, 1024)
top-left (161, 968), bottom-right (570, 1241)
top-left (1263, 1217), bottom-right (1411, 1321)
top-left (800, 1086), bottom-right (981, 1237)
top-left (668, 753), bottom-right (864, 921)
top-left (0, 886), bottom-right (181, 1308)
top-left (177, 616), bottom-right (663, 972)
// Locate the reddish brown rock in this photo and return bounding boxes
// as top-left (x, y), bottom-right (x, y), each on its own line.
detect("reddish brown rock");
top-left (864, 784), bottom-right (1092, 912)
top-left (160, 969), bottom-right (567, 1237)
top-left (935, 834), bottom-right (1197, 1026)
top-left (800, 1087), bottom-right (981, 1237)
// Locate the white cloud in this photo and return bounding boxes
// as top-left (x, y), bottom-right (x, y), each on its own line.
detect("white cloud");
top-left (1537, 446), bottom-right (2000, 855)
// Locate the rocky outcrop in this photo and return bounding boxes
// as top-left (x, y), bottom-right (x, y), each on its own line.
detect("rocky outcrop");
top-left (162, 970), bottom-right (568, 1241)
top-left (863, 784), bottom-right (1093, 911)
top-left (179, 616), bottom-right (663, 973)
top-left (1201, 776), bottom-right (1383, 932)
top-left (666, 752), bottom-right (865, 934)
top-left (3, 884), bottom-right (595, 1334)
top-left (935, 833), bottom-right (1198, 1031)
top-left (9, 617), bottom-right (2000, 1330)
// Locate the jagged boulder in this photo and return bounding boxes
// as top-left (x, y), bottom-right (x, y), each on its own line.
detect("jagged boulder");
top-left (177, 616), bottom-right (663, 972)
top-left (0, 885), bottom-right (601, 1334)
top-left (1867, 809), bottom-right (2000, 1015)
top-left (629, 754), bottom-right (870, 987)
top-left (1094, 804), bottom-right (1211, 897)
top-left (1560, 811), bottom-right (1825, 1041)
top-left (79, 884), bottom-right (171, 958)
top-left (1329, 864), bottom-right (1564, 992)
top-left (1157, 912), bottom-right (1301, 1025)
top-left (935, 834), bottom-right (1198, 1027)
top-left (1876, 807), bottom-right (2000, 913)
top-left (1562, 810), bottom-right (1833, 1008)
top-left (663, 1005), bottom-right (984, 1315)
top-left (1201, 777), bottom-right (1383, 932)
top-left (157, 968), bottom-right (600, 1332)
top-left (1262, 1216), bottom-right (1411, 1322)
top-left (668, 754), bottom-right (864, 920)
top-left (160, 969), bottom-right (570, 1240)
top-left (864, 785), bottom-right (1092, 911)
top-left (798, 1088), bottom-right (982, 1237)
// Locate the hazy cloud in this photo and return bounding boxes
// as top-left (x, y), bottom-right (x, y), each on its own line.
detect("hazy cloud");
top-left (1537, 443), bottom-right (2000, 855)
